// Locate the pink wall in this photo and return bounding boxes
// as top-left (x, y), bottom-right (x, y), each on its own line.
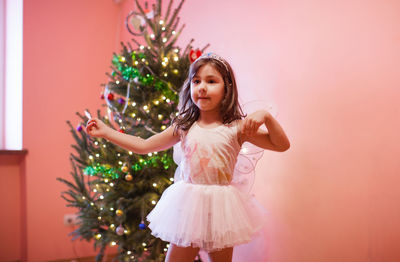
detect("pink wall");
top-left (22, 0), bottom-right (122, 260)
top-left (7, 0), bottom-right (399, 261)
top-left (0, 155), bottom-right (23, 261)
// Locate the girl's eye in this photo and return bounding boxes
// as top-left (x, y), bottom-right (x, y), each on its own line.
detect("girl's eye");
top-left (192, 80), bottom-right (200, 84)
top-left (209, 80), bottom-right (216, 83)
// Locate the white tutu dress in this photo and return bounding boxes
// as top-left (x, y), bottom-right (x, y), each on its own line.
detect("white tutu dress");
top-left (146, 119), bottom-right (267, 253)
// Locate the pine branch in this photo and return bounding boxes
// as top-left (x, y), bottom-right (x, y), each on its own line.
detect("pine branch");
top-left (164, 0), bottom-right (174, 23)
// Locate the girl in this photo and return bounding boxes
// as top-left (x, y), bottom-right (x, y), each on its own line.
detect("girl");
top-left (86, 52), bottom-right (290, 262)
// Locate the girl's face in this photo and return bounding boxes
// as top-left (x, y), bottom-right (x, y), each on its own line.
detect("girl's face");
top-left (190, 63), bottom-right (225, 114)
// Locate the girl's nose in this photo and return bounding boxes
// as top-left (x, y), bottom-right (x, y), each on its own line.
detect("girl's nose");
top-left (198, 83), bottom-right (207, 93)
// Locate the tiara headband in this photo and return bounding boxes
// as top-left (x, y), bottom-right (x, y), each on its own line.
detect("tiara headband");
top-left (193, 52), bottom-right (230, 72)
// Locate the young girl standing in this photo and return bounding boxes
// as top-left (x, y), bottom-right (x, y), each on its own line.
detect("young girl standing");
top-left (86, 52), bottom-right (290, 262)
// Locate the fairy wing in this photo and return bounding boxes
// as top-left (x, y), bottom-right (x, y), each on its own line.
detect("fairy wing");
top-left (231, 99), bottom-right (278, 194)
top-left (173, 141), bottom-right (183, 183)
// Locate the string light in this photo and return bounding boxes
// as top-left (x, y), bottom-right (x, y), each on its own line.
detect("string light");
top-left (95, 234), bottom-right (102, 239)
top-left (140, 45), bottom-right (144, 49)
top-left (143, 105), bottom-right (148, 110)
top-left (169, 178), bottom-right (174, 182)
top-left (132, 102), bottom-right (136, 106)
top-left (95, 153), bottom-right (100, 158)
top-left (162, 37), bottom-right (167, 43)
top-left (148, 152), bottom-right (153, 156)
top-left (89, 155), bottom-right (94, 160)
top-left (129, 151), bottom-right (133, 155)
top-left (131, 113), bottom-right (136, 117)
top-left (172, 31), bottom-right (176, 35)
top-left (142, 242), bottom-right (147, 246)
top-left (111, 241), bottom-right (117, 246)
top-left (159, 20), bottom-right (164, 25)
top-left (153, 183), bottom-right (157, 187)
top-left (161, 125), bottom-right (166, 130)
top-left (116, 80), bottom-right (120, 84)
top-left (151, 200), bottom-right (156, 205)
top-left (103, 144), bottom-right (107, 148)
top-left (158, 114), bottom-right (163, 120)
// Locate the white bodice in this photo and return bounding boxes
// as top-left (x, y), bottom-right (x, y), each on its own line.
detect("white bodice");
top-left (177, 120), bottom-right (241, 185)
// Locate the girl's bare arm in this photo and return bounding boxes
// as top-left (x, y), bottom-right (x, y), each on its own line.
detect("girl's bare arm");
top-left (240, 110), bottom-right (290, 152)
top-left (86, 118), bottom-right (180, 154)
top-left (104, 124), bottom-right (180, 154)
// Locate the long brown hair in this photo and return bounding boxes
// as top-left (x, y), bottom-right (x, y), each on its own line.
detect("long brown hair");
top-left (172, 55), bottom-right (246, 135)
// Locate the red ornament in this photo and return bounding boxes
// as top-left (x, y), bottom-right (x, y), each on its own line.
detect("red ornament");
top-left (118, 129), bottom-right (125, 133)
top-left (189, 49), bottom-right (202, 63)
top-left (107, 93), bottom-right (114, 100)
top-left (100, 93), bottom-right (105, 99)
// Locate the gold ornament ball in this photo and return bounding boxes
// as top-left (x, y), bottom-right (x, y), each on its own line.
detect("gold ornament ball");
top-left (125, 173), bottom-right (133, 181)
top-left (116, 209), bottom-right (123, 216)
top-left (121, 165), bottom-right (129, 172)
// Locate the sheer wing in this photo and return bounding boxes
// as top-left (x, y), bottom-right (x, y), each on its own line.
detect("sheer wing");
top-left (232, 99), bottom-right (278, 194)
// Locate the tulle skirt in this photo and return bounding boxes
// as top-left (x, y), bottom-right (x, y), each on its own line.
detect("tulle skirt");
top-left (146, 180), bottom-right (266, 252)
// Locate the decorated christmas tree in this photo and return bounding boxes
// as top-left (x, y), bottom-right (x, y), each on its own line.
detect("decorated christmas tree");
top-left (58, 0), bottom-right (208, 261)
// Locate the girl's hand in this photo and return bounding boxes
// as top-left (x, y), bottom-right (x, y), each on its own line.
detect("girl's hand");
top-left (85, 118), bottom-right (110, 138)
top-left (241, 110), bottom-right (269, 137)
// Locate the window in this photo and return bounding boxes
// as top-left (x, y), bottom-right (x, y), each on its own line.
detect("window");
top-left (1, 0), bottom-right (23, 150)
